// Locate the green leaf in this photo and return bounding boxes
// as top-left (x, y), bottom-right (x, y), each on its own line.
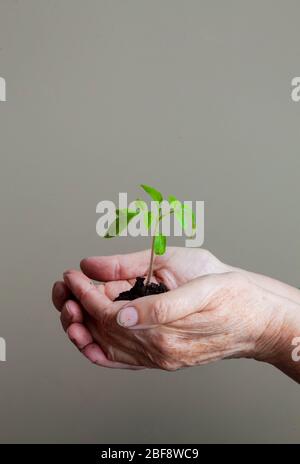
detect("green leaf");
top-left (173, 204), bottom-right (184, 228)
top-left (173, 202), bottom-right (196, 233)
top-left (154, 233), bottom-right (167, 255)
top-left (183, 204), bottom-right (196, 230)
top-left (144, 211), bottom-right (153, 230)
top-left (134, 198), bottom-right (147, 212)
top-left (168, 195), bottom-right (178, 206)
top-left (104, 209), bottom-right (139, 238)
top-left (140, 184), bottom-right (163, 203)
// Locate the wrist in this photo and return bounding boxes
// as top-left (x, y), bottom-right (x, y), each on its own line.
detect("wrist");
top-left (255, 295), bottom-right (300, 382)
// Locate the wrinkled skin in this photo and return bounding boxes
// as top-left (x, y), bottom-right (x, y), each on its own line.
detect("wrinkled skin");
top-left (52, 247), bottom-right (300, 376)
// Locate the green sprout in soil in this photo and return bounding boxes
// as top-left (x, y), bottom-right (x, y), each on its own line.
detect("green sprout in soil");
top-left (103, 184), bottom-right (196, 299)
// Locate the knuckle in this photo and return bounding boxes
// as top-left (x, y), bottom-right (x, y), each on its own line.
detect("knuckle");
top-left (152, 298), bottom-right (169, 325)
top-left (113, 256), bottom-right (122, 280)
top-left (198, 248), bottom-right (217, 266)
top-left (105, 346), bottom-right (116, 362)
top-left (66, 324), bottom-right (77, 344)
top-left (79, 283), bottom-right (96, 303)
top-left (157, 357), bottom-right (179, 371)
top-left (153, 331), bottom-right (171, 355)
top-left (195, 249), bottom-right (224, 275)
top-left (199, 248), bottom-right (213, 260)
top-left (149, 331), bottom-right (180, 371)
top-left (226, 271), bottom-right (250, 288)
top-left (64, 268), bottom-right (76, 275)
top-left (210, 271), bottom-right (251, 307)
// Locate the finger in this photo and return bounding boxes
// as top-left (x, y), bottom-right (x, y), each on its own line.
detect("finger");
top-left (104, 281), bottom-right (131, 300)
top-left (84, 314), bottom-right (147, 366)
top-left (62, 298), bottom-right (144, 369)
top-left (80, 250), bottom-right (153, 281)
top-left (116, 274), bottom-right (222, 329)
top-left (60, 300), bottom-right (84, 331)
top-left (52, 281), bottom-right (72, 311)
top-left (67, 319), bottom-right (145, 369)
top-left (63, 270), bottom-right (117, 320)
top-left (82, 343), bottom-right (145, 370)
top-left (67, 322), bottom-right (93, 350)
top-left (67, 319), bottom-right (144, 369)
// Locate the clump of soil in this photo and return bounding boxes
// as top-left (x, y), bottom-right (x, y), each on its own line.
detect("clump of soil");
top-left (114, 277), bottom-right (168, 301)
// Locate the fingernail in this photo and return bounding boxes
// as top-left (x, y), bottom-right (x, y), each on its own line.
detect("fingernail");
top-left (117, 307), bottom-right (138, 327)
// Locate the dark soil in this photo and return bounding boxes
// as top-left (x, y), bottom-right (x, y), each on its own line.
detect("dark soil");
top-left (114, 276), bottom-right (168, 301)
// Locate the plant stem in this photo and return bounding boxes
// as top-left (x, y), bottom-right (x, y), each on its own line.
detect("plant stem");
top-left (145, 209), bottom-right (172, 285)
top-left (146, 234), bottom-right (156, 285)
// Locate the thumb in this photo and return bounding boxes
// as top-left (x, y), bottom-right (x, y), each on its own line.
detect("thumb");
top-left (116, 274), bottom-right (220, 329)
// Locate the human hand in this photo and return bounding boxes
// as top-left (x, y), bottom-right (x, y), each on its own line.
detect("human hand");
top-left (52, 247), bottom-right (226, 368)
top-left (52, 247), bottom-right (300, 376)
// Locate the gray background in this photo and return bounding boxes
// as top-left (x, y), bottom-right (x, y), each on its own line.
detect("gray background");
top-left (0, 0), bottom-right (299, 443)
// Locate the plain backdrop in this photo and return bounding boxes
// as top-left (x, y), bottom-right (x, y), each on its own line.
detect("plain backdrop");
top-left (0, 0), bottom-right (300, 443)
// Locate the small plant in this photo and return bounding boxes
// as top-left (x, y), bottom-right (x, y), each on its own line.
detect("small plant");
top-left (103, 184), bottom-right (196, 300)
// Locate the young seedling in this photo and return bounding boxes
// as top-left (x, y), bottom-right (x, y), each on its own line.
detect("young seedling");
top-left (103, 184), bottom-right (196, 300)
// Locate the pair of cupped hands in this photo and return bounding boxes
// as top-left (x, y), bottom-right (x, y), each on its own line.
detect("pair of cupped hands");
top-left (52, 247), bottom-right (299, 374)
